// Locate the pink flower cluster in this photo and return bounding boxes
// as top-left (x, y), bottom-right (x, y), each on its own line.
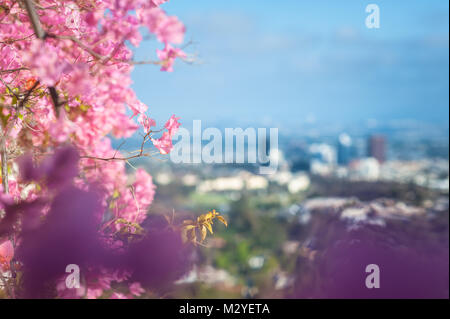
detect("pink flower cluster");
top-left (0, 0), bottom-right (187, 298)
top-left (0, 240), bottom-right (13, 272)
top-left (152, 115), bottom-right (181, 154)
top-left (135, 111), bottom-right (180, 155)
top-left (157, 44), bottom-right (187, 72)
top-left (137, 3), bottom-right (187, 71)
top-left (138, 4), bottom-right (185, 45)
top-left (23, 41), bottom-right (72, 87)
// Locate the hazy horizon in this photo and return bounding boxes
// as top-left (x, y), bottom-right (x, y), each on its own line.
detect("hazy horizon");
top-left (130, 0), bottom-right (449, 130)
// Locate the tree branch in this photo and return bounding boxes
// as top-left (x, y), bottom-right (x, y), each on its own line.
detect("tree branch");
top-left (23, 0), bottom-right (46, 39)
top-left (22, 0), bottom-right (61, 117)
top-left (1, 142), bottom-right (8, 194)
top-left (80, 130), bottom-right (162, 162)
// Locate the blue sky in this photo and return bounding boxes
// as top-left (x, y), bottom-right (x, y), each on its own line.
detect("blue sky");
top-left (130, 0), bottom-right (449, 130)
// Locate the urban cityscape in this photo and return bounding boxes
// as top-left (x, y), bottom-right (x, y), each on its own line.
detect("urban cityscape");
top-left (122, 120), bottom-right (449, 298)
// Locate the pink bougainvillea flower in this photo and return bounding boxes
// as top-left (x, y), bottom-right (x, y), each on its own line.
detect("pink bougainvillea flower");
top-left (138, 114), bottom-right (156, 134)
top-left (164, 114), bottom-right (181, 136)
top-left (156, 44), bottom-right (186, 72)
top-left (138, 7), bottom-right (167, 34)
top-left (24, 40), bottom-right (72, 86)
top-left (129, 101), bottom-right (148, 118)
top-left (150, 0), bottom-right (169, 7)
top-left (19, 146), bottom-right (79, 190)
top-left (48, 110), bottom-right (77, 143)
top-left (0, 240), bottom-right (14, 271)
top-left (151, 131), bottom-right (173, 154)
top-left (116, 168), bottom-right (156, 223)
top-left (112, 113), bottom-right (140, 138)
top-left (150, 115), bottom-right (180, 154)
top-left (129, 282), bottom-right (145, 296)
top-left (138, 6), bottom-right (185, 45)
top-left (64, 64), bottom-right (92, 97)
top-left (84, 10), bottom-right (103, 27)
top-left (156, 15), bottom-right (185, 45)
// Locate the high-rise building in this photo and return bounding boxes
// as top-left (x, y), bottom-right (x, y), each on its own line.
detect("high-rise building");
top-left (353, 137), bottom-right (367, 159)
top-left (337, 133), bottom-right (355, 165)
top-left (368, 135), bottom-right (386, 163)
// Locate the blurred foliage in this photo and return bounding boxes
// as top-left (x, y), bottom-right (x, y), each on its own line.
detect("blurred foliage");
top-left (150, 171), bottom-right (448, 298)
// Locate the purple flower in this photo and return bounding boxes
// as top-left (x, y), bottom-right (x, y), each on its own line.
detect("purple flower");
top-left (19, 146), bottom-right (79, 190)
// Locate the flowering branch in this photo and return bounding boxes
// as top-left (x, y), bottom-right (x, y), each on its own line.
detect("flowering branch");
top-left (0, 67), bottom-right (30, 74)
top-left (22, 0), bottom-right (60, 115)
top-left (0, 121), bottom-right (16, 298)
top-left (1, 0), bottom-right (193, 299)
top-left (80, 130), bottom-right (159, 162)
top-left (22, 0), bottom-right (46, 39)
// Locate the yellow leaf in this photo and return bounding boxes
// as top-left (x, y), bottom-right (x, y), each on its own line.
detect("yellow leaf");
top-left (181, 210), bottom-right (228, 246)
top-left (204, 222), bottom-right (213, 234)
top-left (183, 225), bottom-right (196, 231)
top-left (217, 215), bottom-right (228, 227)
top-left (201, 225), bottom-right (207, 241)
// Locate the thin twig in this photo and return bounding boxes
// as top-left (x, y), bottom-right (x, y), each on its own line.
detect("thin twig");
top-left (80, 130), bottom-right (158, 162)
top-left (23, 0), bottom-right (63, 118)
top-left (0, 67), bottom-right (30, 74)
